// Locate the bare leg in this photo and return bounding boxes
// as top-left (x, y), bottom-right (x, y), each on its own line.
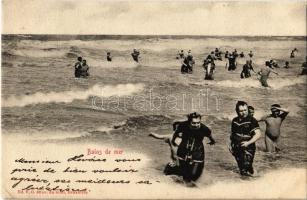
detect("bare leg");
top-left (265, 135), bottom-right (278, 153)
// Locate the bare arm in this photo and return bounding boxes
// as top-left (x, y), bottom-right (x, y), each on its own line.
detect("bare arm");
top-left (241, 129), bottom-right (261, 147)
top-left (270, 68), bottom-right (279, 75)
top-left (181, 59), bottom-right (187, 66)
top-left (258, 114), bottom-right (269, 122)
top-left (273, 106), bottom-right (289, 113)
top-left (274, 107), bottom-right (289, 120)
top-left (149, 133), bottom-right (172, 140)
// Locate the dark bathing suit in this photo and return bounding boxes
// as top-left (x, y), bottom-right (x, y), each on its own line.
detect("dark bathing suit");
top-left (131, 52), bottom-right (140, 62)
top-left (181, 56), bottom-right (193, 73)
top-left (74, 61), bottom-right (82, 78)
top-left (169, 121), bottom-right (212, 182)
top-left (231, 116), bottom-right (260, 175)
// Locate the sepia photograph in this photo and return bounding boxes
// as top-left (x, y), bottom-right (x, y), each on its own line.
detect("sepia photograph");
top-left (1, 0), bottom-right (306, 199)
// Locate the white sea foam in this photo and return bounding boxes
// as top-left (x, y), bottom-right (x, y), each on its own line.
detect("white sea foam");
top-left (89, 58), bottom-right (140, 69)
top-left (3, 83), bottom-right (145, 107)
top-left (193, 76), bottom-right (306, 90)
top-left (12, 49), bottom-right (68, 58)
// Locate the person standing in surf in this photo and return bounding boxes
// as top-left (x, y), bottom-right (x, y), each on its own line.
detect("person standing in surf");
top-left (259, 104), bottom-right (289, 153)
top-left (79, 59), bottom-right (90, 78)
top-left (171, 112), bottom-right (215, 185)
top-left (290, 48), bottom-right (298, 58)
top-left (227, 53), bottom-right (236, 71)
top-left (240, 60), bottom-right (255, 78)
top-left (257, 61), bottom-right (278, 87)
top-left (74, 56), bottom-right (83, 78)
top-left (150, 113), bottom-right (215, 186)
top-left (181, 55), bottom-right (194, 74)
top-left (230, 101), bottom-right (261, 176)
top-left (131, 49), bottom-right (140, 62)
top-left (107, 52), bottom-right (112, 62)
top-left (300, 56), bottom-right (307, 75)
top-left (248, 51), bottom-right (253, 59)
top-left (283, 61), bottom-right (290, 69)
top-left (203, 58), bottom-right (215, 80)
top-left (176, 50), bottom-right (185, 59)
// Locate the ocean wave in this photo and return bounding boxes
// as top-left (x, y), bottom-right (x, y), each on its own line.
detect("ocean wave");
top-left (3, 83), bottom-right (145, 107)
top-left (111, 114), bottom-right (173, 132)
top-left (192, 76), bottom-right (306, 90)
top-left (11, 49), bottom-right (68, 58)
top-left (14, 37), bottom-right (306, 55)
top-left (89, 58), bottom-right (141, 69)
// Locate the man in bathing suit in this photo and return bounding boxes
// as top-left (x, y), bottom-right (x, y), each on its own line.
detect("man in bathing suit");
top-left (257, 62), bottom-right (278, 87)
top-left (230, 101), bottom-right (261, 176)
top-left (259, 104), bottom-right (289, 153)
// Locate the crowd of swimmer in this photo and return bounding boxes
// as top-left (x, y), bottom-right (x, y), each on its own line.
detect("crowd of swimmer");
top-left (150, 101), bottom-right (289, 187)
top-left (74, 47), bottom-right (306, 82)
top-left (176, 47), bottom-right (307, 86)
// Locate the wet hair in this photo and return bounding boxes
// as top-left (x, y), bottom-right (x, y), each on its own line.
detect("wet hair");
top-left (285, 61), bottom-right (289, 65)
top-left (248, 105), bottom-right (254, 110)
top-left (77, 57), bottom-right (82, 61)
top-left (235, 101), bottom-right (248, 115)
top-left (187, 112), bottom-right (202, 122)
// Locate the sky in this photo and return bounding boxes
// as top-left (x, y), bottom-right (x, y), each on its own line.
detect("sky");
top-left (2, 0), bottom-right (306, 35)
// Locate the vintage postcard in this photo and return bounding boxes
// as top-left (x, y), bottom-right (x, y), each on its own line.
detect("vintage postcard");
top-left (1, 0), bottom-right (306, 199)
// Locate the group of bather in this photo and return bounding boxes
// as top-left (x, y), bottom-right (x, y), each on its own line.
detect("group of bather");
top-left (176, 47), bottom-right (307, 86)
top-left (74, 47), bottom-right (307, 81)
top-left (149, 101), bottom-right (290, 186)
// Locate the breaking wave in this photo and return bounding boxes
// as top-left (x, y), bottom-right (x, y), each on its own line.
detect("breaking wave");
top-left (3, 83), bottom-right (145, 107)
top-left (192, 76), bottom-right (306, 90)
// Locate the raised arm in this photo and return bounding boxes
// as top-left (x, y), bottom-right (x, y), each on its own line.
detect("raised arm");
top-left (275, 106), bottom-right (289, 120)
